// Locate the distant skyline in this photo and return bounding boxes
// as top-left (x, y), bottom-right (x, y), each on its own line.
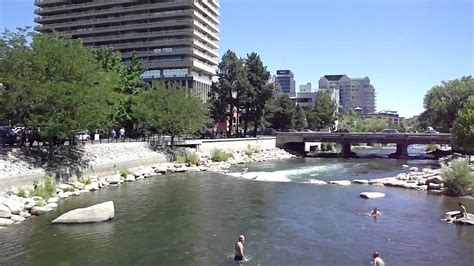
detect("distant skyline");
top-left (1, 0), bottom-right (473, 117)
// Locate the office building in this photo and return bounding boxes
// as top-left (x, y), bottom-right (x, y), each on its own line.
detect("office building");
top-left (358, 110), bottom-right (404, 126)
top-left (299, 82), bottom-right (312, 93)
top-left (318, 74), bottom-right (376, 113)
top-left (34, 0), bottom-right (220, 101)
top-left (275, 70), bottom-right (296, 97)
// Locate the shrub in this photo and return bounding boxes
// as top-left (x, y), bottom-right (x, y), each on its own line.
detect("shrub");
top-left (17, 187), bottom-right (28, 198)
top-left (425, 144), bottom-right (437, 152)
top-left (31, 176), bottom-right (55, 199)
top-left (80, 176), bottom-right (92, 185)
top-left (442, 159), bottom-right (474, 196)
top-left (211, 149), bottom-right (233, 162)
top-left (175, 151), bottom-right (199, 165)
top-left (119, 168), bottom-right (131, 177)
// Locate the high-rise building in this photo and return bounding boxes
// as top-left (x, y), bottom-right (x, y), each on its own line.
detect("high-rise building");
top-left (34, 0), bottom-right (220, 101)
top-left (275, 70), bottom-right (296, 97)
top-left (318, 74), bottom-right (376, 113)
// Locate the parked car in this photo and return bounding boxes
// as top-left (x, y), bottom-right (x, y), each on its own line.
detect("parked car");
top-left (333, 128), bottom-right (350, 133)
top-left (75, 131), bottom-right (90, 141)
top-left (260, 128), bottom-right (276, 136)
top-left (0, 126), bottom-right (19, 145)
top-left (379, 129), bottom-right (399, 134)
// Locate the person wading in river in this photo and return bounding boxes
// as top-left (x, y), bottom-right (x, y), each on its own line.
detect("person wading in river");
top-left (234, 235), bottom-right (248, 263)
top-left (371, 251), bottom-right (385, 266)
top-left (370, 207), bottom-right (382, 217)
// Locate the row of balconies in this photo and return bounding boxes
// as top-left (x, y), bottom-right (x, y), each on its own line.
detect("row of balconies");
top-left (35, 0), bottom-right (138, 15)
top-left (36, 18), bottom-right (192, 36)
top-left (36, 9), bottom-right (193, 30)
top-left (193, 10), bottom-right (219, 33)
top-left (35, 2), bottom-right (193, 23)
top-left (195, 0), bottom-right (219, 17)
top-left (140, 58), bottom-right (215, 75)
top-left (34, 0), bottom-right (68, 8)
top-left (120, 47), bottom-right (218, 65)
top-left (193, 20), bottom-right (219, 41)
top-left (80, 28), bottom-right (192, 44)
top-left (81, 32), bottom-right (218, 57)
top-left (193, 0), bottom-right (219, 23)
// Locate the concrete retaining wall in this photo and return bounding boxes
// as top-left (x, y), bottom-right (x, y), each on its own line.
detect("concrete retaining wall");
top-left (198, 137), bottom-right (276, 153)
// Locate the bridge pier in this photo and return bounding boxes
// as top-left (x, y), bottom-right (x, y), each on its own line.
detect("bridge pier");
top-left (390, 143), bottom-right (409, 159)
top-left (341, 142), bottom-right (352, 158)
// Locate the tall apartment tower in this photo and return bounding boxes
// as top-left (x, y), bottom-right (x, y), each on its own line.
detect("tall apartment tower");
top-left (34, 0), bottom-right (220, 101)
top-left (318, 74), bottom-right (376, 114)
top-left (275, 70), bottom-right (296, 97)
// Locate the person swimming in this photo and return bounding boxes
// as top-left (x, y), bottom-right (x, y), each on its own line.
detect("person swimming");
top-left (370, 207), bottom-right (382, 216)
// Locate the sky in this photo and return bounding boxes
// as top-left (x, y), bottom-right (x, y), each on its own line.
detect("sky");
top-left (1, 0), bottom-right (473, 118)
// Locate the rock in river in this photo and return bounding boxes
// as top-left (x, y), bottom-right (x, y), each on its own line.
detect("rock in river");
top-left (352, 179), bottom-right (369, 184)
top-left (0, 204), bottom-right (12, 218)
top-left (360, 192), bottom-right (386, 199)
top-left (30, 206), bottom-right (53, 216)
top-left (329, 180), bottom-right (351, 186)
top-left (51, 201), bottom-right (114, 224)
top-left (0, 218), bottom-right (14, 226)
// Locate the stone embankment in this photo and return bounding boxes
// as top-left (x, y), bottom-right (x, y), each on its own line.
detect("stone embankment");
top-left (0, 147), bottom-right (295, 229)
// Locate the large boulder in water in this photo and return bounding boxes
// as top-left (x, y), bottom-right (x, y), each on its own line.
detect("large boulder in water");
top-left (51, 201), bottom-right (114, 224)
top-left (360, 192), bottom-right (386, 199)
top-left (0, 204), bottom-right (12, 218)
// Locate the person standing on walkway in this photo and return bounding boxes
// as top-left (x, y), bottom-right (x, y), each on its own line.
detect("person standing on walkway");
top-left (111, 129), bottom-right (117, 140)
top-left (234, 235), bottom-right (248, 262)
top-left (371, 251), bottom-right (385, 266)
top-left (119, 127), bottom-right (125, 141)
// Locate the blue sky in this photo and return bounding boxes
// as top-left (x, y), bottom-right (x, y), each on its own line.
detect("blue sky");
top-left (1, 0), bottom-right (473, 117)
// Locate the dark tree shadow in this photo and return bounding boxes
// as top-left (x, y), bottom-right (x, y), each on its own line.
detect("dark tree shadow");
top-left (1, 145), bottom-right (90, 183)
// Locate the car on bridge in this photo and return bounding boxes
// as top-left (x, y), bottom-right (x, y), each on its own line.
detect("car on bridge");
top-left (379, 129), bottom-right (399, 134)
top-left (423, 127), bottom-right (439, 134)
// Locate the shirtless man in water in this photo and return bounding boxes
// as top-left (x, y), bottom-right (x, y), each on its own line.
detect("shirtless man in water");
top-left (371, 251), bottom-right (385, 266)
top-left (234, 235), bottom-right (247, 262)
top-left (370, 207), bottom-right (382, 216)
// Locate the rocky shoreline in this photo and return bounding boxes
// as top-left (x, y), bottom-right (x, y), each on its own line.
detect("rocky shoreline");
top-left (0, 147), bottom-right (295, 229)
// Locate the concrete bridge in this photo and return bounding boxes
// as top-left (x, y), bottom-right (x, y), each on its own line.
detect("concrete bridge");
top-left (276, 132), bottom-right (452, 158)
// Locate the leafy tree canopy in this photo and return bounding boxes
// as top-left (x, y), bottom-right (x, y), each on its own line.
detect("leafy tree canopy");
top-left (306, 91), bottom-right (337, 131)
top-left (418, 76), bottom-right (474, 133)
top-left (0, 29), bottom-right (119, 151)
top-left (134, 83), bottom-right (209, 145)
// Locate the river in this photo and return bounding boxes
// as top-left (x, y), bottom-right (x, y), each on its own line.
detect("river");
top-left (0, 156), bottom-right (473, 265)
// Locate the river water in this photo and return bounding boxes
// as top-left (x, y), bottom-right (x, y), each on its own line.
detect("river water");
top-left (0, 156), bottom-right (473, 265)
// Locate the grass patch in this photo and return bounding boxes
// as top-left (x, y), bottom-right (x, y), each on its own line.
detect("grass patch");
top-left (211, 149), bottom-right (233, 162)
top-left (442, 159), bottom-right (474, 196)
top-left (176, 151), bottom-right (199, 165)
top-left (119, 168), bottom-right (131, 178)
top-left (31, 176), bottom-right (55, 199)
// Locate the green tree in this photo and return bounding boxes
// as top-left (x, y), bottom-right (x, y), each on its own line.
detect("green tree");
top-left (266, 94), bottom-right (296, 131)
top-left (452, 96), bottom-right (474, 151)
top-left (293, 105), bottom-right (308, 131)
top-left (306, 91), bottom-right (337, 131)
top-left (92, 48), bottom-right (148, 129)
top-left (209, 50), bottom-right (246, 137)
top-left (0, 30), bottom-right (119, 158)
top-left (419, 76), bottom-right (474, 132)
top-left (134, 83), bottom-right (208, 146)
top-left (244, 52), bottom-right (272, 136)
